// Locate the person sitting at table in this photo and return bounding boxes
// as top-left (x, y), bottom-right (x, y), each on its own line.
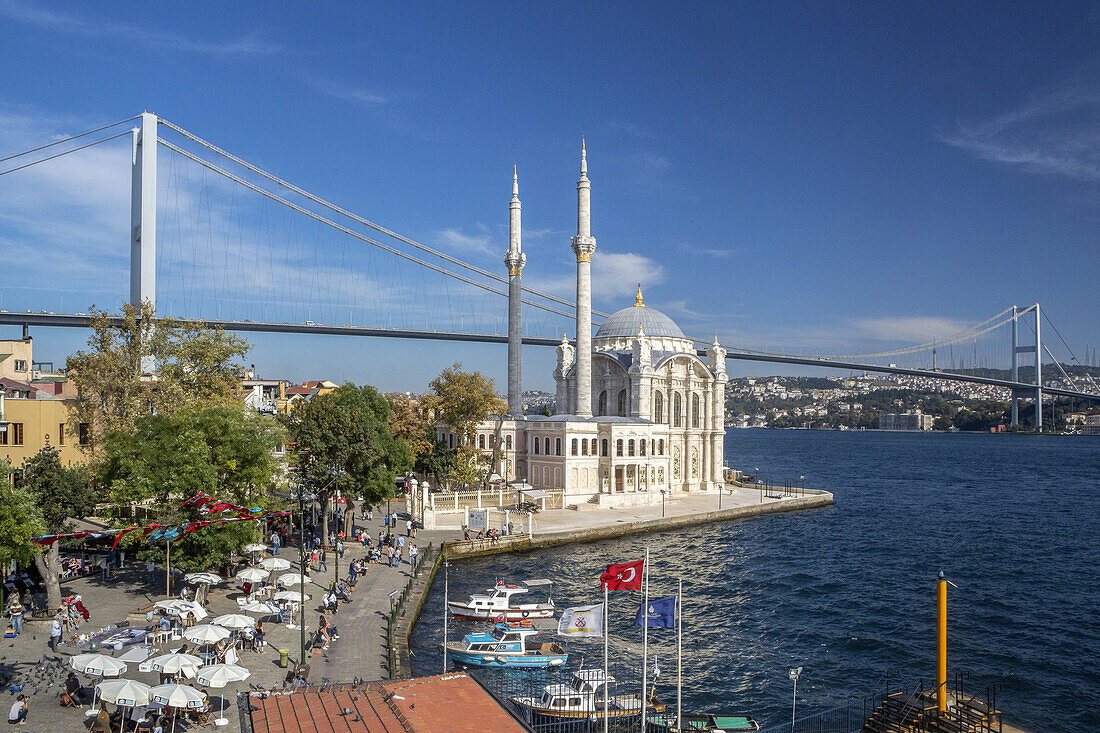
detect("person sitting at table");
top-left (179, 586), bottom-right (192, 602)
top-left (89, 702), bottom-right (112, 733)
top-left (60, 672), bottom-right (82, 707)
top-left (134, 712), bottom-right (155, 733)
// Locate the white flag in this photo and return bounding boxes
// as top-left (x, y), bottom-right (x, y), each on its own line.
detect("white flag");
top-left (557, 603), bottom-right (605, 638)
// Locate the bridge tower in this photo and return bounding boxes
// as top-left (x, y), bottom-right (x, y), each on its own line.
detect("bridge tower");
top-left (1010, 304), bottom-right (1042, 430)
top-left (130, 112), bottom-right (158, 307)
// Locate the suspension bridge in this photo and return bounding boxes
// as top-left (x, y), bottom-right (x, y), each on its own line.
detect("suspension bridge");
top-left (1, 112), bottom-right (1097, 429)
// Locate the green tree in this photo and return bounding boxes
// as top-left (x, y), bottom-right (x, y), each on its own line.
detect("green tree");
top-left (422, 364), bottom-right (506, 488)
top-left (413, 427), bottom-right (454, 490)
top-left (19, 449), bottom-right (96, 611)
top-left (99, 406), bottom-right (285, 572)
top-left (0, 460), bottom-right (45, 609)
top-left (66, 301), bottom-right (250, 455)
top-left (288, 384), bottom-right (403, 545)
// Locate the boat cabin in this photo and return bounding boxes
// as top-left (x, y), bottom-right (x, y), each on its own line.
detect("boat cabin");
top-left (536, 670), bottom-right (614, 711)
top-left (460, 623), bottom-right (539, 654)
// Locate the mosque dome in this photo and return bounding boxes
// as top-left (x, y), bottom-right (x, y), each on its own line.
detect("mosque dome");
top-left (594, 286), bottom-right (685, 340)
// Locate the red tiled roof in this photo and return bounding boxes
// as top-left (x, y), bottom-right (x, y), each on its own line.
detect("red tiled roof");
top-left (249, 675), bottom-right (526, 733)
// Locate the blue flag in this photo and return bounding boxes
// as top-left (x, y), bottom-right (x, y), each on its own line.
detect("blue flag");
top-left (634, 596), bottom-right (676, 628)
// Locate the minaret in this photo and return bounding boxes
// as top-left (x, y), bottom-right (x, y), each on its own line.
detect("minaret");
top-left (571, 140), bottom-right (597, 417)
top-left (505, 165), bottom-right (526, 418)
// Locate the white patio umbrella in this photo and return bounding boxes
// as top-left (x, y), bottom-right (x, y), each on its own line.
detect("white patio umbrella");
top-left (195, 663), bottom-right (250, 727)
top-left (242, 543), bottom-right (267, 553)
top-left (236, 568), bottom-right (269, 583)
top-left (156, 599), bottom-right (208, 620)
top-left (153, 599), bottom-right (191, 612)
top-left (71, 653), bottom-right (128, 677)
top-left (183, 572), bottom-right (222, 585)
top-left (150, 683), bottom-right (206, 733)
top-left (240, 600), bottom-right (280, 614)
top-left (276, 573), bottom-right (311, 587)
top-left (211, 613), bottom-right (254, 629)
top-left (258, 557), bottom-right (291, 571)
top-left (96, 678), bottom-right (152, 706)
top-left (273, 590), bottom-right (309, 602)
top-left (184, 624), bottom-right (231, 644)
top-left (96, 678), bottom-right (153, 733)
top-left (149, 653), bottom-right (204, 676)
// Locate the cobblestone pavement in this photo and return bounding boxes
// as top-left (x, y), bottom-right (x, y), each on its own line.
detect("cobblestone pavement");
top-left (0, 510), bottom-right (459, 733)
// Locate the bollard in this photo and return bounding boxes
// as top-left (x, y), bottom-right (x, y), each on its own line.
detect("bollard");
top-left (279, 648), bottom-right (289, 668)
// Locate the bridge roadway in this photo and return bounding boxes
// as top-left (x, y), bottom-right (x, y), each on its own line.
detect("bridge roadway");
top-left (3, 310), bottom-right (1098, 402)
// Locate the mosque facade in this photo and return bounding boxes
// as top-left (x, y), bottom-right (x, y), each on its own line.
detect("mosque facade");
top-left (441, 144), bottom-right (727, 507)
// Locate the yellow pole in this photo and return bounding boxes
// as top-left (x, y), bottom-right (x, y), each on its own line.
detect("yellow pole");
top-left (937, 571), bottom-right (947, 714)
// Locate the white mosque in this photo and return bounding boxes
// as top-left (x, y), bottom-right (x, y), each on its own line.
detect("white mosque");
top-left (440, 144), bottom-right (728, 507)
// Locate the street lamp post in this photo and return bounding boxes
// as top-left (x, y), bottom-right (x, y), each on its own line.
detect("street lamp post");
top-left (800, 475), bottom-right (805, 497)
top-left (293, 483), bottom-right (317, 671)
top-left (789, 666), bottom-right (803, 732)
top-left (660, 488), bottom-right (666, 517)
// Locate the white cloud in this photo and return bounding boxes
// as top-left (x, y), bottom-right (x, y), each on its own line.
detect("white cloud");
top-left (941, 83), bottom-right (1100, 180)
top-left (434, 226), bottom-right (495, 257)
top-left (0, 0), bottom-right (279, 57)
top-left (304, 77), bottom-right (390, 106)
top-left (591, 251), bottom-right (665, 301)
top-left (853, 316), bottom-right (971, 343)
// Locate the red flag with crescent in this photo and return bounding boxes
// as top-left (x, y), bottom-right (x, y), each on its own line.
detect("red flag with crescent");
top-left (600, 560), bottom-right (644, 590)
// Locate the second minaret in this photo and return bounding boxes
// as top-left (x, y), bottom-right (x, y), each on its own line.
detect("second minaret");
top-left (571, 140), bottom-right (596, 417)
top-left (505, 166), bottom-right (526, 417)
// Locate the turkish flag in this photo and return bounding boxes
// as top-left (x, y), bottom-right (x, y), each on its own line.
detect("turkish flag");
top-left (600, 560), bottom-right (644, 590)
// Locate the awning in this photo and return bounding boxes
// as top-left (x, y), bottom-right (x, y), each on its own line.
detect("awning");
top-left (518, 488), bottom-right (549, 500)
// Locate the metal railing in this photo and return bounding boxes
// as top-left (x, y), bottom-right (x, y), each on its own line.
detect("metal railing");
top-left (384, 542), bottom-right (435, 677)
top-left (756, 685), bottom-right (903, 733)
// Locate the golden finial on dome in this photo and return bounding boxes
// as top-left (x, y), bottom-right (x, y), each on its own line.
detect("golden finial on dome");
top-left (634, 283), bottom-right (645, 308)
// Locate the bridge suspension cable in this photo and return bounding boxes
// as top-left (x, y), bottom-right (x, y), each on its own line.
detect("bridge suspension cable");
top-left (0, 129), bottom-right (132, 177)
top-left (0, 115), bottom-right (139, 165)
top-left (157, 118), bottom-right (610, 320)
top-left (158, 138), bottom-right (580, 322)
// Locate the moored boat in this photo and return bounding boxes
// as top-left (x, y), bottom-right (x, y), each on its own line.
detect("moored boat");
top-left (447, 579), bottom-right (555, 621)
top-left (510, 669), bottom-right (665, 724)
top-left (647, 712), bottom-right (760, 732)
top-left (442, 621), bottom-right (567, 669)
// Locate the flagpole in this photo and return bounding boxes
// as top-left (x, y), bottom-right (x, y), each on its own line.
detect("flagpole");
top-left (641, 546), bottom-right (649, 733)
top-left (604, 583), bottom-right (609, 733)
top-left (677, 577), bottom-right (682, 733)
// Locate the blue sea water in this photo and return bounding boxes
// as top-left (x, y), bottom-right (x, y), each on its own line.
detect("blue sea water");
top-left (409, 430), bottom-right (1099, 733)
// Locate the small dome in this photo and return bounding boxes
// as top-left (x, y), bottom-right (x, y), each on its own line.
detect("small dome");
top-left (594, 303), bottom-right (685, 340)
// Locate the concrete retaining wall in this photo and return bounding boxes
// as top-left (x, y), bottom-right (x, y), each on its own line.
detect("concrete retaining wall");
top-left (442, 491), bottom-right (834, 560)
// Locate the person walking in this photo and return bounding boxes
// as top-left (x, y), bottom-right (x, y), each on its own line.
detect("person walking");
top-left (385, 544), bottom-right (394, 567)
top-left (270, 530), bottom-right (280, 556)
top-left (49, 609), bottom-right (63, 652)
top-left (336, 539), bottom-right (344, 559)
top-left (145, 560), bottom-right (155, 582)
top-left (405, 519), bottom-right (412, 537)
top-left (408, 544), bottom-right (418, 571)
top-left (6, 594), bottom-right (24, 637)
top-left (318, 548), bottom-right (328, 573)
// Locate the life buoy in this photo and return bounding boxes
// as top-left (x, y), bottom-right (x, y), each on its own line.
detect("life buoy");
top-left (521, 610), bottom-right (530, 618)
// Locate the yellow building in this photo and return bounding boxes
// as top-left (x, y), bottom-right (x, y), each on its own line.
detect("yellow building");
top-left (0, 394), bottom-right (90, 469)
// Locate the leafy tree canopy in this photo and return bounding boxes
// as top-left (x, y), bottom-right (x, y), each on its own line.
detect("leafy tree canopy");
top-left (0, 460), bottom-right (44, 571)
top-left (66, 301), bottom-right (250, 455)
top-left (423, 363), bottom-right (507, 442)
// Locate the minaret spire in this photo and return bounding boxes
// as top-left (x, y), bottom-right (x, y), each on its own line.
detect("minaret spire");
top-left (505, 165), bottom-right (526, 418)
top-left (571, 139), bottom-right (597, 417)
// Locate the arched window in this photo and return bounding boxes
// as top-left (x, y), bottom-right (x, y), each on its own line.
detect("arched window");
top-left (533, 436), bottom-right (540, 454)
top-left (449, 434), bottom-right (454, 448)
top-left (571, 438), bottom-right (578, 456)
top-left (616, 439), bottom-right (623, 457)
top-left (691, 393), bottom-right (700, 428)
top-left (598, 391), bottom-right (608, 416)
top-left (544, 437), bottom-right (551, 455)
top-left (628, 439), bottom-right (636, 457)
top-left (489, 434), bottom-right (496, 448)
top-left (654, 391), bottom-right (664, 423)
top-left (554, 468), bottom-right (561, 487)
top-left (479, 434), bottom-right (486, 449)
top-left (543, 466), bottom-right (550, 485)
top-left (651, 439), bottom-right (656, 455)
top-left (601, 439), bottom-right (609, 456)
top-left (658, 439), bottom-right (665, 455)
top-left (640, 440), bottom-right (647, 456)
top-left (506, 434), bottom-right (513, 450)
top-left (617, 390), bottom-right (627, 416)
top-left (673, 393), bottom-right (683, 427)
top-left (555, 437), bottom-right (562, 456)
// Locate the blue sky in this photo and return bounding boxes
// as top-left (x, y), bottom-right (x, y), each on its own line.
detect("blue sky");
top-left (1, 2), bottom-right (1097, 391)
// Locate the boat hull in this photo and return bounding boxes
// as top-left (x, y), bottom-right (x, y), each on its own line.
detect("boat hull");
top-left (446, 602), bottom-right (554, 620)
top-left (446, 649), bottom-right (567, 669)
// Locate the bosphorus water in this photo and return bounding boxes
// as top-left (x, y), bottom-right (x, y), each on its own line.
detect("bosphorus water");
top-left (409, 429), bottom-right (1099, 733)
